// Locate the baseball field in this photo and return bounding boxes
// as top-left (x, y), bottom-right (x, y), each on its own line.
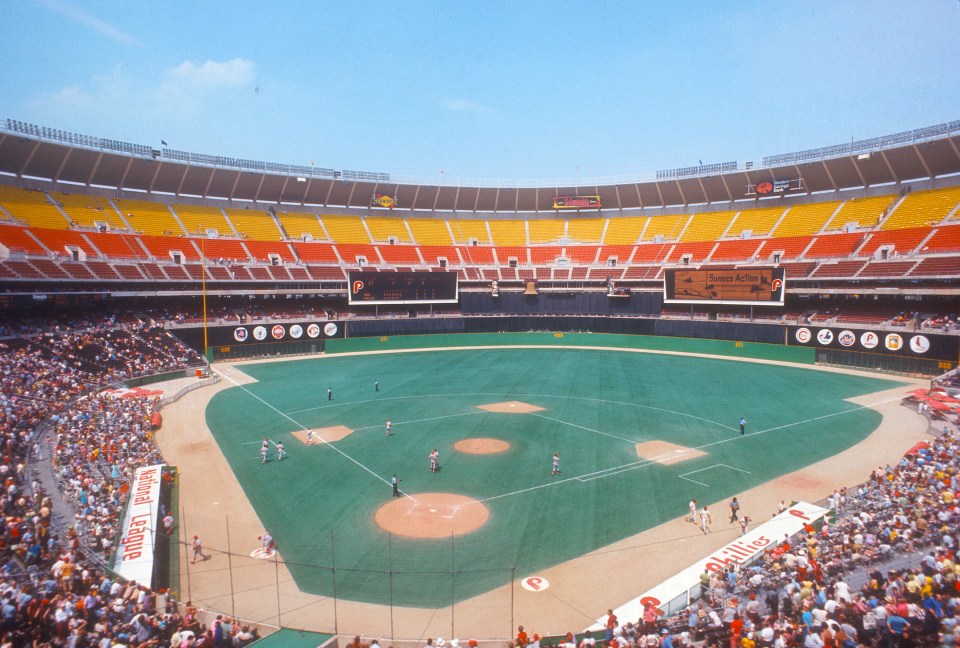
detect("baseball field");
top-left (201, 336), bottom-right (904, 611)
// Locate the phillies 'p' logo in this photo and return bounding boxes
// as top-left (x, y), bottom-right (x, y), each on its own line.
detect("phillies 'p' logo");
top-left (352, 280), bottom-right (364, 294)
top-left (771, 278), bottom-right (783, 292)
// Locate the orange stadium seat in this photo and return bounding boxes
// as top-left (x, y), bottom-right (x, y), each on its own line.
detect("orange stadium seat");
top-left (756, 236), bottom-right (813, 261)
top-left (291, 242), bottom-right (339, 263)
top-left (710, 239), bottom-right (763, 262)
top-left (243, 240), bottom-right (296, 263)
top-left (139, 235), bottom-right (201, 261)
top-left (28, 228), bottom-right (98, 258)
top-left (631, 243), bottom-right (671, 263)
top-left (600, 244), bottom-right (640, 264)
top-left (857, 260), bottom-right (918, 278)
top-left (667, 241), bottom-right (717, 263)
top-left (84, 231), bottom-right (147, 259)
top-left (335, 243), bottom-right (380, 265)
top-left (804, 232), bottom-right (864, 258)
top-left (0, 225), bottom-right (48, 255)
top-left (29, 259), bottom-right (70, 279)
top-left (909, 257), bottom-right (960, 276)
top-left (419, 246), bottom-right (461, 265)
top-left (919, 225), bottom-right (960, 253)
top-left (810, 260), bottom-right (866, 277)
top-left (457, 246), bottom-right (495, 265)
top-left (189, 238), bottom-right (249, 262)
top-left (493, 246), bottom-right (528, 265)
top-left (377, 245), bottom-right (422, 265)
top-left (563, 246), bottom-right (599, 264)
top-left (530, 246), bottom-right (565, 264)
top-left (858, 227), bottom-right (931, 257)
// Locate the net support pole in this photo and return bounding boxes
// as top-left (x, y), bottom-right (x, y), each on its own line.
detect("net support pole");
top-left (225, 516), bottom-right (236, 618)
top-left (331, 531), bottom-right (339, 636)
top-left (182, 506), bottom-right (191, 601)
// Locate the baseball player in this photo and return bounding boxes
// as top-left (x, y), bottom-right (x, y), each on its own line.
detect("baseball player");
top-left (429, 449), bottom-right (439, 473)
top-left (385, 419), bottom-right (392, 437)
top-left (276, 441), bottom-right (285, 462)
top-left (260, 440), bottom-right (269, 465)
top-left (699, 505), bottom-right (712, 534)
top-left (551, 452), bottom-right (560, 475)
top-left (306, 429), bottom-right (314, 445)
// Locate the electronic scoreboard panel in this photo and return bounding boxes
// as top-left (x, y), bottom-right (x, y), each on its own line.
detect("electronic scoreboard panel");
top-left (348, 271), bottom-right (459, 305)
top-left (664, 267), bottom-right (785, 306)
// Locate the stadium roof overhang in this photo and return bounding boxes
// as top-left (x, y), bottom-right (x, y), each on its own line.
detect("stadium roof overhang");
top-left (1, 121), bottom-right (959, 213)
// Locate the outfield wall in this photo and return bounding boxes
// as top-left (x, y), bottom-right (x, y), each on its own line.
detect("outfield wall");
top-left (325, 331), bottom-right (816, 364)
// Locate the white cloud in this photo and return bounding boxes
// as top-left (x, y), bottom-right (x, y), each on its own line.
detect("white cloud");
top-left (163, 59), bottom-right (256, 91)
top-left (440, 98), bottom-right (490, 113)
top-left (37, 0), bottom-right (142, 47)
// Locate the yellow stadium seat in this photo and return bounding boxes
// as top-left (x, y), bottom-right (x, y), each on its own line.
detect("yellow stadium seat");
top-left (225, 209), bottom-right (284, 241)
top-left (51, 192), bottom-right (126, 230)
top-left (824, 195), bottom-right (895, 231)
top-left (527, 219), bottom-right (565, 243)
top-left (488, 220), bottom-right (526, 245)
top-left (679, 210), bottom-right (736, 242)
top-left (772, 201), bottom-right (841, 238)
top-left (114, 199), bottom-right (185, 236)
top-left (566, 218), bottom-right (605, 243)
top-left (883, 186), bottom-right (960, 230)
top-left (448, 219), bottom-right (491, 244)
top-left (173, 205), bottom-right (234, 237)
top-left (319, 214), bottom-right (370, 244)
top-left (407, 218), bottom-right (454, 245)
top-left (366, 216), bottom-right (412, 243)
top-left (278, 212), bottom-right (326, 240)
top-left (638, 214), bottom-right (689, 242)
top-left (0, 186), bottom-right (71, 230)
top-left (727, 206), bottom-right (786, 238)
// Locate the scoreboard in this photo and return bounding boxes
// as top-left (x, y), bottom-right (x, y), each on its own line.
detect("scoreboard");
top-left (348, 271), bottom-right (459, 305)
top-left (664, 267), bottom-right (785, 306)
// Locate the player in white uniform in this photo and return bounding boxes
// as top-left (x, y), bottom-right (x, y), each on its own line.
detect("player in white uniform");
top-left (276, 441), bottom-right (285, 462)
top-left (386, 420), bottom-right (392, 437)
top-left (551, 452), bottom-right (560, 475)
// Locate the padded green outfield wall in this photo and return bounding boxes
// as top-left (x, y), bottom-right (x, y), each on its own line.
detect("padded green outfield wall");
top-left (325, 332), bottom-right (816, 364)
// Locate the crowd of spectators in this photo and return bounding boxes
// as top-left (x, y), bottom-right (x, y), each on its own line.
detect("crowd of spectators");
top-left (540, 427), bottom-right (960, 648)
top-left (0, 321), bottom-right (266, 646)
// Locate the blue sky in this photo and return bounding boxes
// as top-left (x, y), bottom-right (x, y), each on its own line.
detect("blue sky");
top-left (1, 1), bottom-right (959, 183)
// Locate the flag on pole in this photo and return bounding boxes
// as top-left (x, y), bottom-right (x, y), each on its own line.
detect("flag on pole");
top-left (161, 140), bottom-right (168, 146)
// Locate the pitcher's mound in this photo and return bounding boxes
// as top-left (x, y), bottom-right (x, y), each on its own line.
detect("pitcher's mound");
top-left (477, 401), bottom-right (544, 414)
top-left (635, 440), bottom-right (705, 465)
top-left (454, 438), bottom-right (511, 454)
top-left (293, 426), bottom-right (353, 445)
top-left (375, 493), bottom-right (489, 538)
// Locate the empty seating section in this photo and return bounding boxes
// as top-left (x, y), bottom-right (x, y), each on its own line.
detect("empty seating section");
top-left (488, 220), bottom-right (526, 246)
top-left (377, 245), bottom-right (422, 265)
top-left (566, 218), bottom-right (605, 243)
top-left (306, 266), bottom-right (346, 280)
top-left (278, 212), bottom-right (326, 240)
top-left (86, 261), bottom-right (120, 280)
top-left (709, 239), bottom-right (763, 262)
top-left (622, 265), bottom-right (659, 279)
top-left (679, 210), bottom-right (735, 242)
top-left (727, 206), bottom-right (785, 238)
top-left (834, 304), bottom-right (902, 325)
top-left (858, 261), bottom-right (917, 277)
top-left (247, 267), bottom-right (270, 281)
top-left (884, 186), bottom-right (960, 229)
top-left (206, 266), bottom-right (232, 281)
top-left (0, 225), bottom-right (47, 255)
top-left (116, 199), bottom-right (184, 236)
top-left (61, 263), bottom-right (96, 279)
top-left (190, 238), bottom-right (249, 261)
top-left (335, 243), bottom-right (380, 265)
top-left (667, 241), bottom-right (717, 263)
top-left (631, 243), bottom-right (670, 263)
top-left (29, 259), bottom-right (69, 279)
top-left (288, 267), bottom-right (309, 281)
top-left (174, 205), bottom-right (234, 237)
top-left (757, 236), bottom-right (813, 261)
top-left (527, 219), bottom-right (564, 243)
top-left (501, 267), bottom-right (518, 280)
top-left (564, 246), bottom-right (599, 264)
top-left (910, 257), bottom-right (960, 276)
top-left (858, 227), bottom-right (931, 257)
top-left (407, 219), bottom-right (453, 245)
top-left (824, 195), bottom-right (893, 231)
top-left (804, 232), bottom-right (864, 259)
top-left (420, 246), bottom-right (461, 265)
top-left (365, 217), bottom-right (412, 243)
top-left (0, 186), bottom-right (70, 229)
top-left (84, 232), bottom-right (145, 259)
top-left (52, 192), bottom-right (125, 230)
top-left (639, 215), bottom-right (688, 242)
top-left (319, 215), bottom-right (370, 243)
top-left (600, 245), bottom-right (638, 264)
top-left (291, 242), bottom-right (339, 263)
top-left (494, 246), bottom-right (528, 265)
top-left (605, 217), bottom-right (648, 244)
top-left (921, 226), bottom-right (960, 252)
top-left (267, 266), bottom-right (291, 281)
top-left (113, 264), bottom-right (145, 280)
top-left (777, 262), bottom-right (817, 278)
top-left (529, 246), bottom-right (565, 264)
top-left (810, 260), bottom-right (866, 277)
top-left (226, 209), bottom-right (283, 240)
top-left (772, 202), bottom-right (839, 238)
top-left (243, 240), bottom-right (296, 263)
top-left (139, 235), bottom-right (200, 261)
top-left (161, 266), bottom-right (187, 281)
top-left (448, 219), bottom-right (490, 244)
top-left (28, 228), bottom-right (97, 257)
top-left (5, 260), bottom-right (44, 278)
top-left (457, 246), bottom-right (495, 265)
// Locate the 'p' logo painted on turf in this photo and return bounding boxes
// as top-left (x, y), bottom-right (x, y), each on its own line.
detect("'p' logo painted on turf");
top-left (521, 576), bottom-right (550, 592)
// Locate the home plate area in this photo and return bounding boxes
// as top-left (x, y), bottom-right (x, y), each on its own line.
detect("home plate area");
top-left (475, 401), bottom-right (544, 414)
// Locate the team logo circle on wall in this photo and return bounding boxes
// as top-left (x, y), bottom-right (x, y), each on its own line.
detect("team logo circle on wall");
top-left (837, 330), bottom-right (856, 347)
top-left (289, 324), bottom-right (303, 339)
top-left (233, 327), bottom-right (248, 342)
top-left (885, 333), bottom-right (903, 351)
top-left (271, 325), bottom-right (286, 340)
top-left (253, 326), bottom-right (267, 341)
top-left (795, 328), bottom-right (811, 344)
top-left (909, 335), bottom-right (930, 354)
top-left (306, 324), bottom-right (321, 338)
top-left (860, 331), bottom-right (879, 349)
top-left (816, 329), bottom-right (834, 345)
top-left (324, 323), bottom-right (339, 337)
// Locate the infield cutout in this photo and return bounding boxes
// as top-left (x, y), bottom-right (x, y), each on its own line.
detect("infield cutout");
top-left (375, 493), bottom-right (489, 538)
top-left (476, 401), bottom-right (544, 414)
top-left (454, 438), bottom-right (511, 454)
top-left (293, 426), bottom-right (353, 445)
top-left (635, 440), bottom-right (705, 465)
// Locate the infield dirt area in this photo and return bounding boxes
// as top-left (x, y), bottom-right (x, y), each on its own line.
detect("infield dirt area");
top-left (635, 440), bottom-right (706, 465)
top-left (374, 493), bottom-right (490, 538)
top-left (476, 400), bottom-right (544, 413)
top-left (292, 425), bottom-right (353, 444)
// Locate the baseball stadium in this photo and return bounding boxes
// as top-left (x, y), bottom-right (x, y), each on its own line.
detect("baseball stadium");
top-left (1, 4), bottom-right (960, 647)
